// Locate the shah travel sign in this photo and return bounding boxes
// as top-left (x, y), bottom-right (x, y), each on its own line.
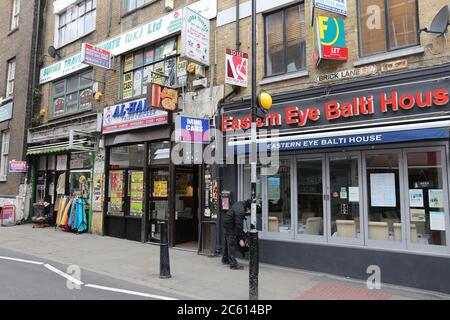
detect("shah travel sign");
top-left (313, 16), bottom-right (348, 65)
top-left (313, 0), bottom-right (347, 16)
top-left (181, 7), bottom-right (210, 66)
top-left (40, 9), bottom-right (183, 84)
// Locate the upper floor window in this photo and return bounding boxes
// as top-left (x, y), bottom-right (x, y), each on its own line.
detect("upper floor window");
top-left (56, 0), bottom-right (97, 48)
top-left (265, 4), bottom-right (306, 77)
top-left (121, 37), bottom-right (178, 100)
top-left (11, 0), bottom-right (20, 30)
top-left (358, 0), bottom-right (419, 57)
top-left (125, 0), bottom-right (152, 13)
top-left (6, 59), bottom-right (16, 98)
top-left (51, 71), bottom-right (93, 117)
top-left (0, 130), bottom-right (10, 181)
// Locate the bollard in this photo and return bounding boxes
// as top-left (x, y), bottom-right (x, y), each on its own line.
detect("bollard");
top-left (249, 230), bottom-right (259, 300)
top-left (159, 221), bottom-right (172, 279)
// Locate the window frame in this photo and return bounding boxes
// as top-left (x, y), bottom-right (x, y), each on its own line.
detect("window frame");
top-left (357, 0), bottom-right (420, 58)
top-left (0, 130), bottom-right (10, 181)
top-left (6, 59), bottom-right (16, 98)
top-left (56, 0), bottom-right (97, 48)
top-left (51, 70), bottom-right (94, 117)
top-left (124, 0), bottom-right (153, 13)
top-left (121, 37), bottom-right (179, 100)
top-left (263, 2), bottom-right (306, 78)
top-left (10, 0), bottom-right (20, 30)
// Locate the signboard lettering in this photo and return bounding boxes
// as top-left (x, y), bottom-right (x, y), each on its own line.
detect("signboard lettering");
top-left (314, 0), bottom-right (347, 16)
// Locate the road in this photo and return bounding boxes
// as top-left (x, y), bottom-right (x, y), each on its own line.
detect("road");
top-left (0, 247), bottom-right (185, 300)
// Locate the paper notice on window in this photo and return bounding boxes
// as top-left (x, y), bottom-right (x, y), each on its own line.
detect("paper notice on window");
top-left (430, 211), bottom-right (446, 231)
top-left (409, 189), bottom-right (424, 207)
top-left (370, 173), bottom-right (396, 207)
top-left (428, 189), bottom-right (444, 208)
top-left (340, 187), bottom-right (347, 199)
top-left (348, 187), bottom-right (359, 202)
top-left (410, 209), bottom-right (426, 222)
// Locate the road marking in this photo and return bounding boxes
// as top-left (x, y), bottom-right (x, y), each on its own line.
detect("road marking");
top-left (84, 284), bottom-right (178, 300)
top-left (0, 256), bottom-right (44, 265)
top-left (43, 264), bottom-right (84, 286)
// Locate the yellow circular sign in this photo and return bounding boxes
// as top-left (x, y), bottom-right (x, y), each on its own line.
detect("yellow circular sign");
top-left (258, 92), bottom-right (273, 111)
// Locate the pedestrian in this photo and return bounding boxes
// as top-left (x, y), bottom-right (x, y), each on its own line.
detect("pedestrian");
top-left (222, 198), bottom-right (252, 270)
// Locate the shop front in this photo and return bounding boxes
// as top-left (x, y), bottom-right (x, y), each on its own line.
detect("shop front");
top-left (219, 64), bottom-right (450, 293)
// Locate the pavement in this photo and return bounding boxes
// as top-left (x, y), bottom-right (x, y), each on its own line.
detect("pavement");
top-left (0, 224), bottom-right (449, 300)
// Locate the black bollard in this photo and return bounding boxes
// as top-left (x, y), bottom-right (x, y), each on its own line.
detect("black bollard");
top-left (249, 230), bottom-right (259, 300)
top-left (159, 221), bottom-right (171, 279)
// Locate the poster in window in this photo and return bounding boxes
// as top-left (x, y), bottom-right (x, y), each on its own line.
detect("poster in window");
top-left (428, 189), bottom-right (444, 208)
top-left (130, 200), bottom-right (143, 216)
top-left (409, 189), bottom-right (424, 207)
top-left (130, 172), bottom-right (144, 200)
top-left (79, 88), bottom-right (93, 109)
top-left (164, 57), bottom-right (177, 87)
top-left (54, 97), bottom-right (65, 114)
top-left (110, 172), bottom-right (124, 197)
top-left (92, 173), bottom-right (103, 212)
top-left (370, 173), bottom-right (396, 207)
top-left (143, 65), bottom-right (153, 95)
top-left (56, 155), bottom-right (68, 171)
top-left (153, 180), bottom-right (168, 198)
top-left (430, 211), bottom-right (446, 231)
top-left (177, 57), bottom-right (187, 76)
top-left (144, 48), bottom-right (155, 64)
top-left (123, 72), bottom-right (133, 99)
top-left (152, 61), bottom-right (165, 85)
top-left (133, 68), bottom-right (143, 97)
top-left (124, 53), bottom-right (134, 73)
top-left (410, 209), bottom-right (426, 223)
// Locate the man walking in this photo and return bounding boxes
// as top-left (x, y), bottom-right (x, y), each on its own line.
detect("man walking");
top-left (222, 199), bottom-right (251, 270)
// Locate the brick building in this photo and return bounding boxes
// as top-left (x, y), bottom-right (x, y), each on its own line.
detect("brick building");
top-left (216, 0), bottom-right (450, 293)
top-left (0, 0), bottom-right (40, 222)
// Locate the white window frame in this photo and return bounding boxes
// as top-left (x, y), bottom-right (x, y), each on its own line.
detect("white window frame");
top-left (0, 131), bottom-right (10, 181)
top-left (55, 0), bottom-right (97, 48)
top-left (11, 0), bottom-right (20, 30)
top-left (6, 59), bottom-right (16, 98)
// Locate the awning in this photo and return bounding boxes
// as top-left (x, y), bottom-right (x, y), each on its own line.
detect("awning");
top-left (228, 120), bottom-right (450, 154)
top-left (27, 139), bottom-right (95, 156)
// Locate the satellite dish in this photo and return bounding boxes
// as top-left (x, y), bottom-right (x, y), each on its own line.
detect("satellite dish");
top-left (48, 46), bottom-right (60, 59)
top-left (429, 5), bottom-right (450, 35)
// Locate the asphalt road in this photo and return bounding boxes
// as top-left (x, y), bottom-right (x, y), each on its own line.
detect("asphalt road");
top-left (0, 247), bottom-right (185, 300)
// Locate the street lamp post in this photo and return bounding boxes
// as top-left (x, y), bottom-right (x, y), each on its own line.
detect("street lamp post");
top-left (249, 0), bottom-right (259, 301)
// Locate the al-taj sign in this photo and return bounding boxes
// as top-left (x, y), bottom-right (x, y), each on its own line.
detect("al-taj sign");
top-left (313, 16), bottom-right (348, 65)
top-left (102, 97), bottom-right (168, 134)
top-left (314, 0), bottom-right (347, 16)
top-left (178, 116), bottom-right (210, 144)
top-left (225, 49), bottom-right (248, 87)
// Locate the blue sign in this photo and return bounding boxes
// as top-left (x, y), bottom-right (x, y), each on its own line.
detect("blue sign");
top-left (180, 116), bottom-right (210, 144)
top-left (232, 128), bottom-right (449, 154)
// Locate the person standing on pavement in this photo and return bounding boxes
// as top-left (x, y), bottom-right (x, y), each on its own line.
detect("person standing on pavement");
top-left (222, 198), bottom-right (252, 270)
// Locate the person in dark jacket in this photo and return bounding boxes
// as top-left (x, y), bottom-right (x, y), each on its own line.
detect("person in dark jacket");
top-left (222, 198), bottom-right (252, 270)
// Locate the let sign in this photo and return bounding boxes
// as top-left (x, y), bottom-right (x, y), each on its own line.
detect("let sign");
top-left (81, 43), bottom-right (112, 69)
top-left (225, 49), bottom-right (248, 87)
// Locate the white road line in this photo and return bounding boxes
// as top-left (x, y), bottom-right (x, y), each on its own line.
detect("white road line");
top-left (84, 284), bottom-right (178, 300)
top-left (43, 264), bottom-right (84, 286)
top-left (0, 256), bottom-right (44, 265)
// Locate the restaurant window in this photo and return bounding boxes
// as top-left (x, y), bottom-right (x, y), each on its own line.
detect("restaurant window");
top-left (56, 0), bottom-right (96, 47)
top-left (10, 0), bottom-right (20, 30)
top-left (51, 71), bottom-right (93, 117)
top-left (124, 0), bottom-right (152, 12)
top-left (110, 144), bottom-right (145, 168)
top-left (358, 0), bottom-right (419, 57)
top-left (6, 59), bottom-right (16, 98)
top-left (122, 38), bottom-right (178, 100)
top-left (149, 141), bottom-right (170, 165)
top-left (0, 130), bottom-right (10, 181)
top-left (265, 3), bottom-right (306, 77)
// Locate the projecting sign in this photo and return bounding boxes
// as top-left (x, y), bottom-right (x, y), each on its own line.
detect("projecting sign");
top-left (313, 0), bottom-right (347, 16)
top-left (102, 97), bottom-right (168, 134)
top-left (81, 43), bottom-right (112, 69)
top-left (177, 116), bottom-right (210, 144)
top-left (225, 49), bottom-right (248, 87)
top-left (181, 7), bottom-right (210, 66)
top-left (313, 16), bottom-right (348, 65)
top-left (8, 161), bottom-right (27, 173)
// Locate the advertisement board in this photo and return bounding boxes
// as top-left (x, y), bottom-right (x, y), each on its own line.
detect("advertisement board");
top-left (177, 116), bottom-right (210, 144)
top-left (225, 49), bottom-right (248, 87)
top-left (314, 0), bottom-right (347, 16)
top-left (181, 7), bottom-right (210, 66)
top-left (81, 43), bottom-right (112, 69)
top-left (8, 161), bottom-right (27, 173)
top-left (314, 16), bottom-right (348, 65)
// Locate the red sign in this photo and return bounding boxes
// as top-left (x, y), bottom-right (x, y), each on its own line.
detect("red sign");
top-left (225, 49), bottom-right (248, 87)
top-left (322, 45), bottom-right (348, 61)
top-left (1, 205), bottom-right (16, 226)
top-left (9, 161), bottom-right (27, 173)
top-left (81, 43), bottom-right (112, 69)
top-left (147, 83), bottom-right (179, 111)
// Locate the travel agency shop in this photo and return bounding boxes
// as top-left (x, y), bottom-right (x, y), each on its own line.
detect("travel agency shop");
top-left (219, 63), bottom-right (450, 293)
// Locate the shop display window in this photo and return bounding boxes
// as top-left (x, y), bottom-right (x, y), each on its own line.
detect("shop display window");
top-left (149, 141), bottom-right (170, 165)
top-left (110, 144), bottom-right (145, 168)
top-left (70, 170), bottom-right (91, 199)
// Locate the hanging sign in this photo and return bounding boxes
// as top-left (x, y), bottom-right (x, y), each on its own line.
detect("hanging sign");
top-left (314, 16), bottom-right (348, 65)
top-left (81, 43), bottom-right (112, 69)
top-left (313, 0), bottom-right (347, 16)
top-left (177, 116), bottom-right (210, 144)
top-left (8, 161), bottom-right (27, 173)
top-left (102, 97), bottom-right (169, 134)
top-left (146, 84), bottom-right (179, 111)
top-left (225, 49), bottom-right (248, 87)
top-left (181, 7), bottom-right (210, 66)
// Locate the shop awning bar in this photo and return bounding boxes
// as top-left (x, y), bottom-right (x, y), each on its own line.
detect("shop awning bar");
top-left (27, 138), bottom-right (95, 155)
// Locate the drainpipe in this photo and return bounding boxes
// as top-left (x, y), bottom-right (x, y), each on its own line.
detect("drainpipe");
top-left (236, 0), bottom-right (241, 51)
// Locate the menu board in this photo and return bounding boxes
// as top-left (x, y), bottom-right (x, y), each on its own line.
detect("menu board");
top-left (154, 180), bottom-right (168, 198)
top-left (130, 172), bottom-right (144, 216)
top-left (109, 171), bottom-right (124, 214)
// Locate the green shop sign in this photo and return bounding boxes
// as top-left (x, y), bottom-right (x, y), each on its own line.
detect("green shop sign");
top-left (40, 8), bottom-right (184, 84)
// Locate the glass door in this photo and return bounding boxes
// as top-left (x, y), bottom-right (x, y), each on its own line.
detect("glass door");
top-left (295, 156), bottom-right (326, 239)
top-left (149, 168), bottom-right (169, 242)
top-left (327, 153), bottom-right (363, 244)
